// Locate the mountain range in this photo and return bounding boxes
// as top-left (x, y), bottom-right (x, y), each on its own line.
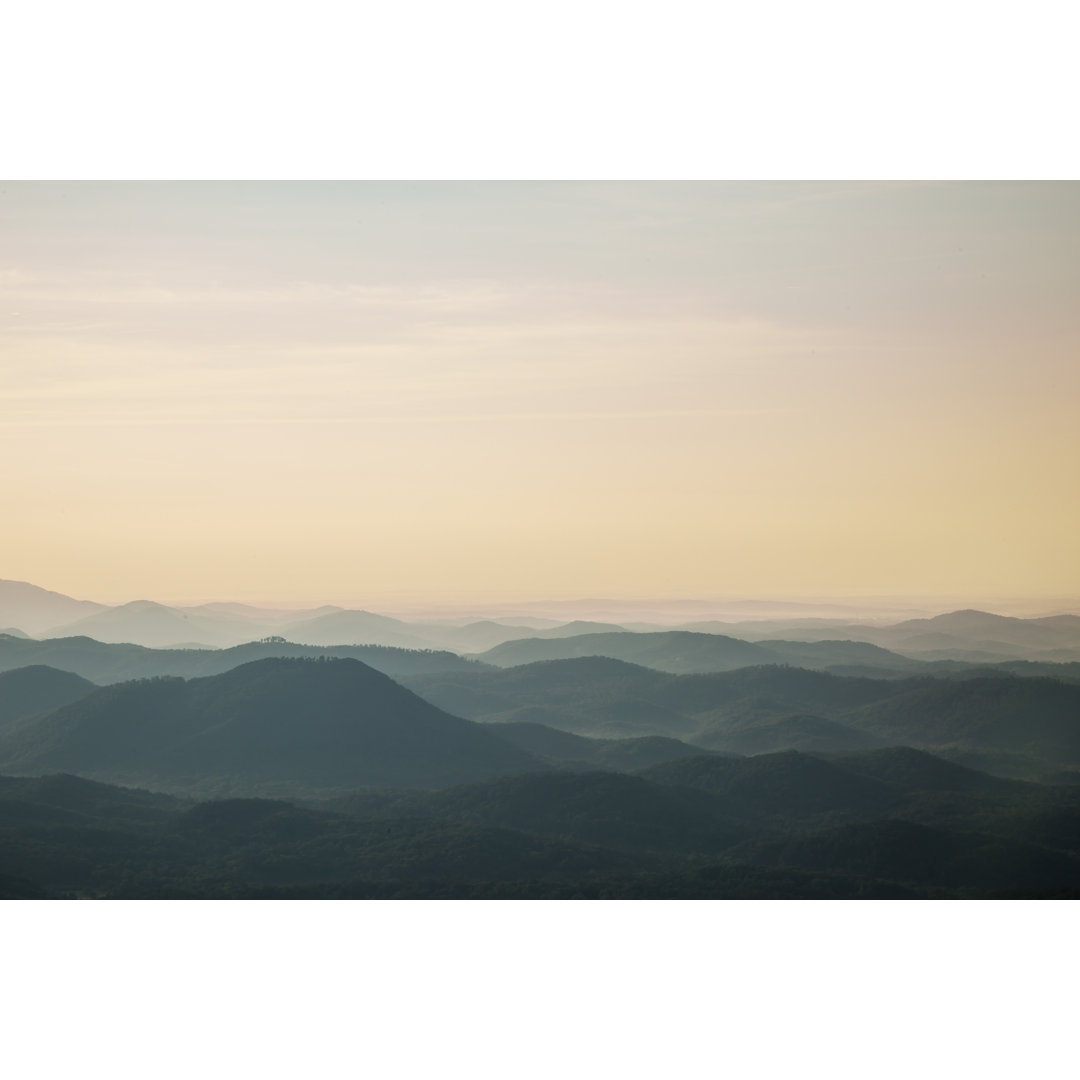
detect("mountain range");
top-left (0, 633), bottom-right (479, 684)
top-left (4, 579), bottom-right (1080, 898)
top-left (0, 658), bottom-right (544, 795)
top-left (2, 644), bottom-right (1079, 898)
top-left (1, 581), bottom-right (634, 653)
top-left (3, 744), bottom-right (1079, 900)
top-left (402, 658), bottom-right (1080, 779)
top-left (4, 652), bottom-right (1080, 796)
top-left (5, 580), bottom-right (1080, 664)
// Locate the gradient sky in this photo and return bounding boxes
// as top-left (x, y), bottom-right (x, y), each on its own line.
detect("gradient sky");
top-left (2, 181), bottom-right (1078, 608)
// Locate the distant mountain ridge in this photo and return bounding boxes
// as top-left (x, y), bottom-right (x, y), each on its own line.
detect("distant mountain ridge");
top-left (46, 600), bottom-right (245, 649)
top-left (0, 580), bottom-right (108, 635)
top-left (704, 609), bottom-right (1080, 663)
top-left (403, 659), bottom-right (1080, 779)
top-left (6, 579), bottom-right (651, 652)
top-left (0, 634), bottom-right (480, 684)
top-left (6, 579), bottom-right (1079, 662)
top-left (475, 630), bottom-right (925, 674)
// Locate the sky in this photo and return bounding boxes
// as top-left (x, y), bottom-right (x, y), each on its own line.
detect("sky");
top-left (2, 181), bottom-right (1079, 608)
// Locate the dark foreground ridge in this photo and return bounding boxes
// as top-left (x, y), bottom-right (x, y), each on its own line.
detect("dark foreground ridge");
top-left (2, 656), bottom-right (1079, 899)
top-left (2, 748), bottom-right (1080, 899)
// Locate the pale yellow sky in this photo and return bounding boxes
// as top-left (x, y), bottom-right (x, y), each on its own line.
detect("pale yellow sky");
top-left (2, 182), bottom-right (1078, 607)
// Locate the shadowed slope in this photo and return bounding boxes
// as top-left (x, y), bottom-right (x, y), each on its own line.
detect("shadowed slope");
top-left (639, 751), bottom-right (897, 822)
top-left (0, 666), bottom-right (98, 731)
top-left (0, 658), bottom-right (545, 793)
top-left (727, 819), bottom-right (1080, 893)
top-left (487, 721), bottom-right (718, 771)
top-left (416, 770), bottom-right (750, 854)
top-left (847, 677), bottom-right (1080, 774)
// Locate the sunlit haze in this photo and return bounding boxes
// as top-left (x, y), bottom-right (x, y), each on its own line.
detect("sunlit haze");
top-left (3, 181), bottom-right (1078, 611)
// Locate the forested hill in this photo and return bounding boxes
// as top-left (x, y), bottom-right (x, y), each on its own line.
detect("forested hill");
top-left (0, 657), bottom-right (543, 795)
top-left (0, 665), bottom-right (98, 731)
top-left (476, 630), bottom-right (924, 673)
top-left (4, 747), bottom-right (1080, 900)
top-left (402, 660), bottom-right (1080, 779)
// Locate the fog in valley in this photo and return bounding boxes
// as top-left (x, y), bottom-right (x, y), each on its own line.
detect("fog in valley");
top-left (3, 575), bottom-right (1080, 900)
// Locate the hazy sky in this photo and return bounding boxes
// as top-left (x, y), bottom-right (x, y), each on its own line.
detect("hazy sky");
top-left (3, 181), bottom-right (1078, 607)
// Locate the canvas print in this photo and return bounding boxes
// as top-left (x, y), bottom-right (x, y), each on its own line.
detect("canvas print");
top-left (2, 181), bottom-right (1078, 899)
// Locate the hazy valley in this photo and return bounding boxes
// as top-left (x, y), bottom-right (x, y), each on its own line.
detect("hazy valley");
top-left (2, 579), bottom-right (1079, 900)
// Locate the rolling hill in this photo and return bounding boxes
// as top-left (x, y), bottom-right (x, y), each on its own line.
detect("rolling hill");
top-left (477, 630), bottom-right (924, 674)
top-left (402, 660), bottom-right (903, 741)
top-left (275, 609), bottom-right (437, 649)
top-left (0, 633), bottom-right (480, 684)
top-left (0, 657), bottom-right (546, 794)
top-left (0, 666), bottom-right (98, 732)
top-left (405, 661), bottom-right (1080, 779)
top-left (724, 818), bottom-right (1080, 894)
top-left (0, 579), bottom-right (107, 635)
top-left (486, 721), bottom-right (718, 771)
top-left (5, 743), bottom-right (1080, 898)
top-left (43, 600), bottom-right (249, 648)
top-left (845, 676), bottom-right (1080, 776)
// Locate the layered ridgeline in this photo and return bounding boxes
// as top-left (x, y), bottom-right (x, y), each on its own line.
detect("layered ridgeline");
top-left (691, 609), bottom-right (1080, 663)
top-left (475, 628), bottom-right (1080, 678)
top-left (0, 580), bottom-right (108, 636)
top-left (475, 631), bottom-right (926, 674)
top-left (4, 654), bottom-right (1079, 792)
top-left (7, 580), bottom-right (1080, 664)
top-left (0, 579), bottom-right (632, 652)
top-left (0, 666), bottom-right (98, 733)
top-left (0, 633), bottom-right (478, 684)
top-left (2, 655), bottom-right (1080, 898)
top-left (402, 659), bottom-right (1080, 779)
top-left (0, 658), bottom-right (544, 796)
top-left (4, 747), bottom-right (1080, 900)
top-left (5, 628), bottom-right (1078, 698)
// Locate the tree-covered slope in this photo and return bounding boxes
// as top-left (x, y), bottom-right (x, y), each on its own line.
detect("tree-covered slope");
top-left (405, 661), bottom-right (905, 741)
top-left (726, 818), bottom-right (1080, 894)
top-left (691, 712), bottom-right (885, 756)
top-left (487, 721), bottom-right (718, 771)
top-left (5, 750), bottom-right (1080, 899)
top-left (407, 662), bottom-right (1080, 779)
top-left (846, 676), bottom-right (1080, 774)
top-left (403, 657), bottom-right (698, 737)
top-left (639, 751), bottom-right (899, 825)
top-left (413, 770), bottom-right (750, 854)
top-left (0, 665), bottom-right (98, 731)
top-left (0, 658), bottom-right (545, 793)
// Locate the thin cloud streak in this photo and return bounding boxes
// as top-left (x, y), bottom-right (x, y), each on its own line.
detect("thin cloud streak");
top-left (0, 406), bottom-right (798, 428)
top-left (2, 181), bottom-right (1078, 603)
